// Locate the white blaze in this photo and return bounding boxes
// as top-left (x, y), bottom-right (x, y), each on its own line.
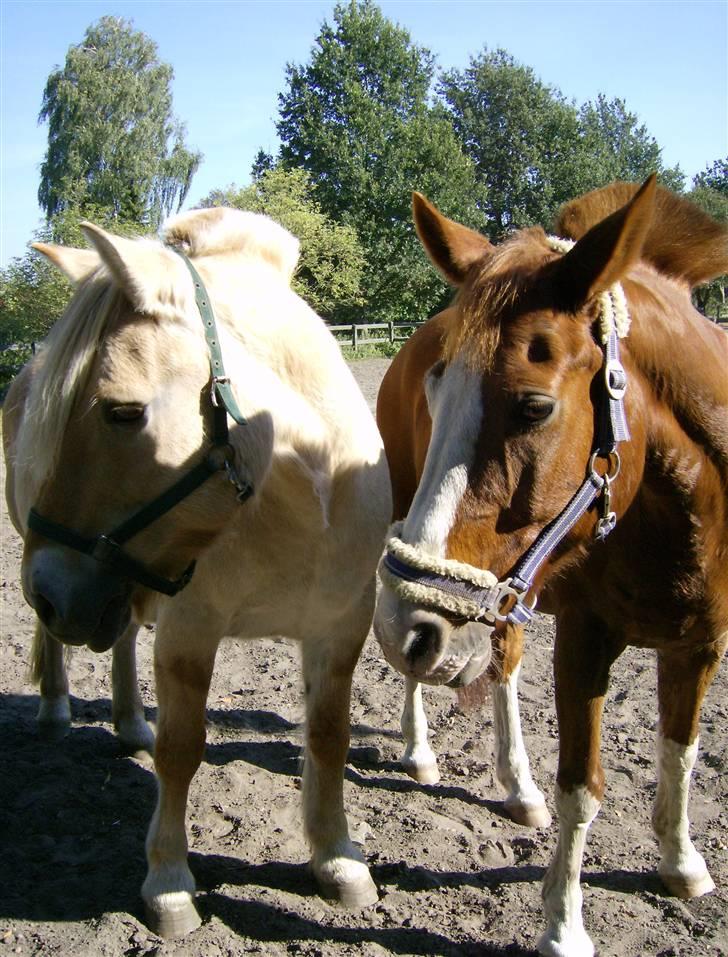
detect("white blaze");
top-left (403, 358), bottom-right (483, 555)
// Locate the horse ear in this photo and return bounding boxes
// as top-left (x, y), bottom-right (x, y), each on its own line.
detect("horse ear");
top-left (412, 192), bottom-right (492, 286)
top-left (80, 222), bottom-right (186, 318)
top-left (31, 243), bottom-right (100, 285)
top-left (554, 175), bottom-right (657, 310)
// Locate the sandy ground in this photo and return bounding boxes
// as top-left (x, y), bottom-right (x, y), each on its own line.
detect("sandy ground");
top-left (1, 357), bottom-right (726, 957)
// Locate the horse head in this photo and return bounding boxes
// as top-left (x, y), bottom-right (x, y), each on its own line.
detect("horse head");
top-left (18, 209), bottom-right (286, 650)
top-left (375, 177), bottom-right (658, 685)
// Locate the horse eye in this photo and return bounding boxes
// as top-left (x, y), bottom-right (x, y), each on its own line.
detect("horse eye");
top-left (106, 404), bottom-right (147, 425)
top-left (518, 395), bottom-right (555, 423)
top-left (429, 359), bottom-right (446, 380)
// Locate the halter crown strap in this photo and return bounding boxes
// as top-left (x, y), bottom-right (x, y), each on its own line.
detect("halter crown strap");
top-left (174, 250), bottom-right (247, 428)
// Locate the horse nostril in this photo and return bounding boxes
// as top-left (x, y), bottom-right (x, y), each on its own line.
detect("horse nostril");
top-left (406, 621), bottom-right (443, 665)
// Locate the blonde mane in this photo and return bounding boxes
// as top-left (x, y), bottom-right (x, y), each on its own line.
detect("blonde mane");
top-left (16, 274), bottom-right (126, 497)
top-left (163, 206), bottom-right (300, 282)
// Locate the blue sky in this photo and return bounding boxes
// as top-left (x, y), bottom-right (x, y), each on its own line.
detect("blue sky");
top-left (1, 0), bottom-right (726, 266)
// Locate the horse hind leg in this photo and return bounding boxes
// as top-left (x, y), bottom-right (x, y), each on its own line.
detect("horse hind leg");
top-left (491, 623), bottom-right (551, 828)
top-left (652, 639), bottom-right (725, 899)
top-left (32, 620), bottom-right (71, 738)
top-left (111, 623), bottom-right (154, 755)
top-left (399, 677), bottom-right (440, 784)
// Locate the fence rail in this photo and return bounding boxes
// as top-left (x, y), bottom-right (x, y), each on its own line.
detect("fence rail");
top-left (329, 321), bottom-right (425, 349)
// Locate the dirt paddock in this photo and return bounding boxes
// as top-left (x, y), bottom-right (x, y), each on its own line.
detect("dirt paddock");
top-left (1, 357), bottom-right (726, 956)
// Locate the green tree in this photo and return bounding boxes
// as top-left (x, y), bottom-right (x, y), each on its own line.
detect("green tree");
top-left (577, 94), bottom-right (684, 193)
top-left (688, 159), bottom-right (728, 316)
top-left (692, 158), bottom-right (728, 196)
top-left (0, 207), bottom-right (147, 392)
top-left (38, 16), bottom-right (201, 227)
top-left (440, 49), bottom-right (685, 236)
top-left (201, 166), bottom-right (366, 321)
top-left (439, 48), bottom-right (584, 235)
top-left (276, 0), bottom-right (486, 322)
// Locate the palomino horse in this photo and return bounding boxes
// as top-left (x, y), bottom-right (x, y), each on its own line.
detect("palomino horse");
top-left (374, 176), bottom-right (728, 957)
top-left (4, 207), bottom-right (391, 937)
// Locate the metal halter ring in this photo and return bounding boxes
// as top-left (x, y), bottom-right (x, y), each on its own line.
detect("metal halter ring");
top-left (588, 449), bottom-right (621, 485)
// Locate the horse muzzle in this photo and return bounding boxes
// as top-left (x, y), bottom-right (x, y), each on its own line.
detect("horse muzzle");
top-left (373, 590), bottom-right (492, 687)
top-left (22, 544), bottom-right (133, 652)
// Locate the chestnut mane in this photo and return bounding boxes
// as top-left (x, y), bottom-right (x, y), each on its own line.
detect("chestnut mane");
top-left (556, 181), bottom-right (728, 287)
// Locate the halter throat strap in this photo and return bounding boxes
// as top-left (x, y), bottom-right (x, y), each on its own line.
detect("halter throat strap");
top-left (27, 250), bottom-right (253, 597)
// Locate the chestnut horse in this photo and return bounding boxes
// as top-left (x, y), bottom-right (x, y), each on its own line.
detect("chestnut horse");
top-left (374, 176), bottom-right (728, 956)
top-left (377, 310), bottom-right (550, 828)
top-left (4, 207), bottom-right (391, 937)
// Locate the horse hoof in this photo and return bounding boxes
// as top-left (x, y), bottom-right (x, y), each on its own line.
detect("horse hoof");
top-left (37, 697), bottom-right (71, 739)
top-left (37, 718), bottom-right (71, 742)
top-left (660, 869), bottom-right (715, 899)
top-left (537, 927), bottom-right (595, 957)
top-left (319, 872), bottom-right (379, 908)
top-left (401, 759), bottom-right (440, 785)
top-left (505, 797), bottom-right (552, 828)
top-left (144, 892), bottom-right (201, 938)
top-left (313, 852), bottom-right (379, 909)
top-left (116, 716), bottom-right (155, 756)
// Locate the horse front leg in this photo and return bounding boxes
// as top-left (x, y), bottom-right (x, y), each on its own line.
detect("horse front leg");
top-left (652, 640), bottom-right (725, 899)
top-left (111, 623), bottom-right (155, 754)
top-left (399, 677), bottom-right (440, 784)
top-left (490, 622), bottom-right (551, 827)
top-left (32, 621), bottom-right (71, 737)
top-left (302, 601), bottom-right (378, 907)
top-left (538, 614), bottom-right (623, 957)
top-left (141, 624), bottom-right (218, 938)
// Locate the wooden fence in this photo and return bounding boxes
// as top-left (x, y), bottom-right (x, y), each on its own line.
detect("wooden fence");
top-left (329, 321), bottom-right (424, 350)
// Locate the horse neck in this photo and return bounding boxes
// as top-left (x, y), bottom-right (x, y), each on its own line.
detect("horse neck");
top-left (624, 266), bottom-right (728, 472)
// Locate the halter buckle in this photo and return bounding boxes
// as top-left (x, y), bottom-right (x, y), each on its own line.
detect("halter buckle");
top-left (210, 375), bottom-right (230, 407)
top-left (91, 534), bottom-right (122, 566)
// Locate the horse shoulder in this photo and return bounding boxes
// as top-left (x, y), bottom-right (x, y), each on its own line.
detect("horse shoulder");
top-left (625, 271), bottom-right (728, 473)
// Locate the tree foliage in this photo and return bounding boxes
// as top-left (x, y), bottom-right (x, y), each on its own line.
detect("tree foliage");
top-left (440, 48), bottom-right (684, 236)
top-left (0, 207), bottom-right (147, 392)
top-left (577, 94), bottom-right (684, 193)
top-left (692, 157), bottom-right (728, 196)
top-left (38, 16), bottom-right (201, 227)
top-left (439, 49), bottom-right (583, 235)
top-left (275, 0), bottom-right (486, 322)
top-left (200, 166), bottom-right (366, 320)
top-left (688, 158), bottom-right (728, 316)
